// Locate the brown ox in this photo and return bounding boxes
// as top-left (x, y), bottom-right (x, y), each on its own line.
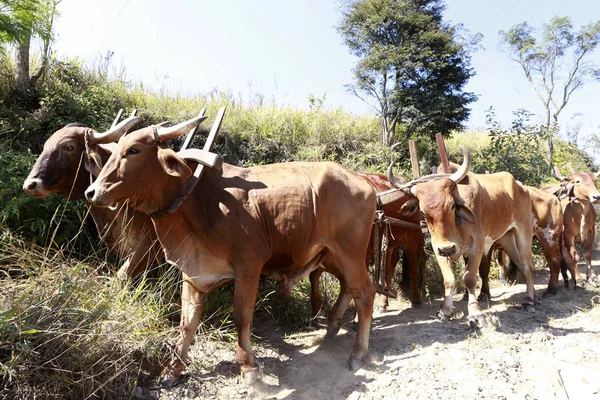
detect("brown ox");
top-left (388, 147), bottom-right (536, 327)
top-left (22, 118), bottom-right (162, 279)
top-left (478, 185), bottom-right (568, 300)
top-left (547, 167), bottom-right (600, 285)
top-left (309, 172), bottom-right (426, 315)
top-left (84, 117), bottom-right (377, 386)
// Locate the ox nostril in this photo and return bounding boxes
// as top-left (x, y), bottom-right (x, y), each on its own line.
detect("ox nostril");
top-left (85, 188), bottom-right (95, 201)
top-left (24, 180), bottom-right (37, 191)
top-left (437, 244), bottom-right (456, 257)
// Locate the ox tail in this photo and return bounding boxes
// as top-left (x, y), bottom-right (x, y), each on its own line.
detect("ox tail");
top-left (559, 234), bottom-right (570, 287)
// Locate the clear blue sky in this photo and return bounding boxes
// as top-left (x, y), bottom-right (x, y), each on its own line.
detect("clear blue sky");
top-left (51, 0), bottom-right (600, 149)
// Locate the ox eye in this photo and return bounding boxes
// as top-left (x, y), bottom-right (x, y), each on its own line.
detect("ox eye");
top-left (451, 203), bottom-right (456, 210)
top-left (125, 147), bottom-right (140, 156)
top-left (63, 143), bottom-right (75, 152)
top-left (576, 179), bottom-right (582, 184)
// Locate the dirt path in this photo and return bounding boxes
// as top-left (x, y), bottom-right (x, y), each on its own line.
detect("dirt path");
top-left (154, 258), bottom-right (600, 400)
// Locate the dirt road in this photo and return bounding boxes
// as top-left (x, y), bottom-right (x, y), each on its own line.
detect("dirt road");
top-left (153, 264), bottom-right (600, 400)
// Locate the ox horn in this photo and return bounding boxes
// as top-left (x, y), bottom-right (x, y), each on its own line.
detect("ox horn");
top-left (552, 166), bottom-right (565, 181)
top-left (154, 115), bottom-right (208, 142)
top-left (387, 162), bottom-right (409, 192)
top-left (595, 171), bottom-right (600, 177)
top-left (91, 116), bottom-right (142, 143)
top-left (448, 146), bottom-right (470, 184)
top-left (566, 163), bottom-right (576, 174)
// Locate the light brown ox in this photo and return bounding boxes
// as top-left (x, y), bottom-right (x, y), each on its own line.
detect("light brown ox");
top-left (388, 147), bottom-right (537, 327)
top-left (84, 117), bottom-right (377, 386)
top-left (22, 118), bottom-right (162, 279)
top-left (477, 185), bottom-right (568, 301)
top-left (546, 167), bottom-right (600, 286)
top-left (309, 172), bottom-right (427, 314)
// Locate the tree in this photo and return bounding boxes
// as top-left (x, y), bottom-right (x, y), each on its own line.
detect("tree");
top-left (338, 0), bottom-right (478, 147)
top-left (1, 0), bottom-right (59, 108)
top-left (500, 16), bottom-right (600, 165)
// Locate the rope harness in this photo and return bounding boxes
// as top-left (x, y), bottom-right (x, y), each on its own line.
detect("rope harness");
top-left (83, 128), bottom-right (95, 185)
top-left (372, 210), bottom-right (390, 293)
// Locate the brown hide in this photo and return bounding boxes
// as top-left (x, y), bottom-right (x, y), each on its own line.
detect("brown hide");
top-left (85, 126), bottom-right (377, 385)
top-left (309, 172), bottom-right (426, 314)
top-left (22, 125), bottom-right (161, 279)
top-left (548, 171), bottom-right (600, 283)
top-left (479, 186), bottom-right (566, 299)
top-left (408, 171), bottom-right (536, 322)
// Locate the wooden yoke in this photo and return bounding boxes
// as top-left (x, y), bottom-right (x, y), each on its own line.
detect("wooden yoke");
top-left (150, 108), bottom-right (226, 218)
top-left (409, 140), bottom-right (420, 178)
top-left (436, 133), bottom-right (450, 172)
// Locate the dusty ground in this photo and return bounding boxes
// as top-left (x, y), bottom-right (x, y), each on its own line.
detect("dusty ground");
top-left (146, 258), bottom-right (600, 400)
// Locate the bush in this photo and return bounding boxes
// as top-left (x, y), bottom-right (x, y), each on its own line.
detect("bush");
top-left (0, 145), bottom-right (87, 247)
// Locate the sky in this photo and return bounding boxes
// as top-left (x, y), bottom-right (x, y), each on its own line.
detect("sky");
top-left (49, 0), bottom-right (600, 150)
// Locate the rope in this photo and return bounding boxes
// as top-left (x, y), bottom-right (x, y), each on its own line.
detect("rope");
top-left (380, 217), bottom-right (389, 289)
top-left (83, 129), bottom-right (94, 185)
top-left (373, 211), bottom-right (382, 286)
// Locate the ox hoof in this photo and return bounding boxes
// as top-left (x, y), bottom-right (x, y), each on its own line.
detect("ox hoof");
top-left (346, 357), bottom-right (364, 372)
top-left (543, 287), bottom-right (558, 297)
top-left (411, 301), bottom-right (423, 309)
top-left (521, 303), bottom-right (535, 313)
top-left (325, 326), bottom-right (341, 340)
top-left (477, 293), bottom-right (490, 303)
top-left (242, 365), bottom-right (263, 385)
top-left (461, 291), bottom-right (469, 302)
top-left (468, 313), bottom-right (485, 329)
top-left (436, 309), bottom-right (451, 322)
top-left (159, 370), bottom-right (182, 388)
top-left (587, 276), bottom-right (600, 287)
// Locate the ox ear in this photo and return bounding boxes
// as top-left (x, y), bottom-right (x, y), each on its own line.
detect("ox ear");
top-left (401, 198), bottom-right (419, 217)
top-left (157, 148), bottom-right (193, 178)
top-left (84, 151), bottom-right (104, 177)
top-left (452, 191), bottom-right (476, 224)
top-left (455, 204), bottom-right (476, 224)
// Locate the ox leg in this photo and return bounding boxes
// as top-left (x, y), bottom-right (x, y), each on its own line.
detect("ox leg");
top-left (326, 280), bottom-right (352, 339)
top-left (478, 250), bottom-right (492, 303)
top-left (436, 256), bottom-right (456, 320)
top-left (405, 245), bottom-right (424, 308)
top-left (341, 263), bottom-right (375, 371)
top-left (562, 236), bottom-right (584, 287)
top-left (309, 269), bottom-right (324, 317)
top-left (497, 233), bottom-right (536, 312)
top-left (232, 272), bottom-right (262, 385)
top-left (161, 277), bottom-right (205, 387)
top-left (583, 233), bottom-right (598, 285)
top-left (463, 249), bottom-right (486, 328)
top-left (540, 238), bottom-right (562, 296)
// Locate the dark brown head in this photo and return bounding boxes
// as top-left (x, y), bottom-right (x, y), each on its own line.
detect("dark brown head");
top-left (22, 118), bottom-right (142, 200)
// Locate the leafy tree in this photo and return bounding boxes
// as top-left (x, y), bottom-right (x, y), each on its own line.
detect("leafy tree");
top-left (500, 16), bottom-right (600, 165)
top-left (338, 0), bottom-right (478, 147)
top-left (1, 0), bottom-right (59, 109)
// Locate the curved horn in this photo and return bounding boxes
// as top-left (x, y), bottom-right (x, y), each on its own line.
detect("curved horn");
top-left (155, 115), bottom-right (208, 142)
top-left (448, 146), bottom-right (470, 184)
top-left (387, 162), bottom-right (410, 192)
top-left (552, 166), bottom-right (565, 181)
top-left (91, 116), bottom-right (142, 143)
top-left (595, 170), bottom-right (600, 177)
top-left (566, 163), bottom-right (575, 174)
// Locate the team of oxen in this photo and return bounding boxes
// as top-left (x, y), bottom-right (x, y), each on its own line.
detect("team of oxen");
top-left (22, 112), bottom-right (600, 387)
